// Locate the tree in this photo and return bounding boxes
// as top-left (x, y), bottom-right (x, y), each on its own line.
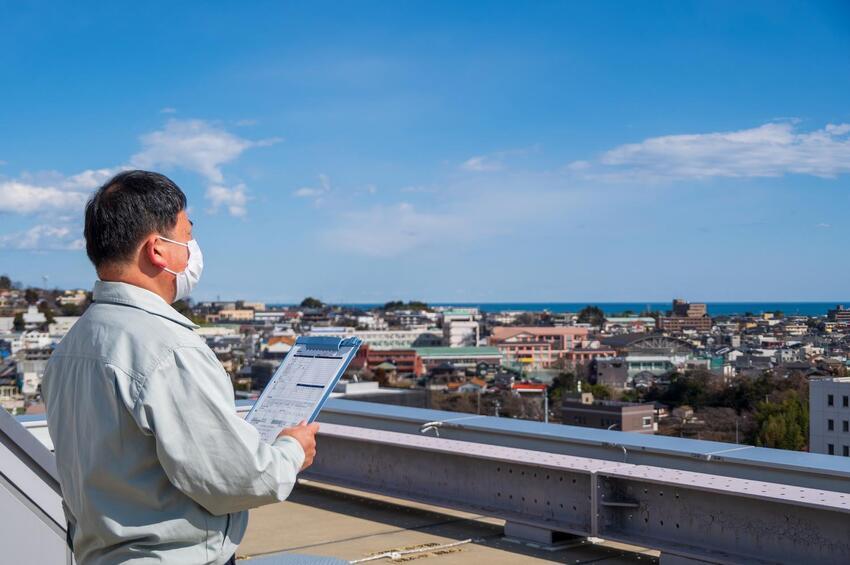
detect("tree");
top-left (37, 302), bottom-right (55, 325)
top-left (300, 297), bottom-right (324, 309)
top-left (13, 313), bottom-right (24, 331)
top-left (583, 382), bottom-right (612, 400)
top-left (383, 300), bottom-right (430, 311)
top-left (0, 275), bottom-right (11, 290)
top-left (24, 288), bottom-right (39, 304)
top-left (577, 305), bottom-right (605, 327)
top-left (751, 392), bottom-right (808, 450)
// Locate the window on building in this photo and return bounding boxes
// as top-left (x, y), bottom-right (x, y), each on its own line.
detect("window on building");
top-left (829, 394), bottom-right (835, 406)
top-left (844, 446), bottom-right (849, 457)
top-left (642, 416), bottom-right (652, 428)
top-left (844, 421), bottom-right (849, 433)
top-left (844, 396), bottom-right (849, 408)
top-left (829, 444), bottom-right (835, 455)
top-left (829, 419), bottom-right (835, 431)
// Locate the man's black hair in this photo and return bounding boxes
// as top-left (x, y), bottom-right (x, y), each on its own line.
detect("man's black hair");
top-left (84, 170), bottom-right (187, 268)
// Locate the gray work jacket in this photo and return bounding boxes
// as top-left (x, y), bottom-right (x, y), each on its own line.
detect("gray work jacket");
top-left (42, 281), bottom-right (304, 564)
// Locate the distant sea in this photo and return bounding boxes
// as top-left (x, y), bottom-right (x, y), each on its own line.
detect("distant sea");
top-left (275, 302), bottom-right (850, 317)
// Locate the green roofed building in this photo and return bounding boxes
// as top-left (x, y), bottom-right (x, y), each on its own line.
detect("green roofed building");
top-left (414, 346), bottom-right (502, 370)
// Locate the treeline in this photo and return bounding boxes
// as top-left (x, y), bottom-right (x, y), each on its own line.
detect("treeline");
top-left (642, 370), bottom-right (809, 450)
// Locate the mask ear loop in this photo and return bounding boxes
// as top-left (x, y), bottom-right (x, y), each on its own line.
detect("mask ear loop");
top-left (157, 236), bottom-right (190, 276)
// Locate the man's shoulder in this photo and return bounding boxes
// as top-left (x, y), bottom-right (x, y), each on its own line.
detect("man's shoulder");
top-left (54, 302), bottom-right (206, 373)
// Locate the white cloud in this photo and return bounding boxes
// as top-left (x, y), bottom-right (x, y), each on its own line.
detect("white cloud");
top-left (0, 118), bottom-right (272, 247)
top-left (592, 122), bottom-right (850, 180)
top-left (461, 155), bottom-right (503, 172)
top-left (293, 174), bottom-right (331, 203)
top-left (160, 107), bottom-right (177, 114)
top-left (127, 118), bottom-right (280, 215)
top-left (294, 187), bottom-right (323, 197)
top-left (61, 168), bottom-right (121, 191)
top-left (0, 180), bottom-right (88, 214)
top-left (400, 185), bottom-right (435, 194)
top-left (131, 119), bottom-right (279, 184)
top-left (206, 183), bottom-right (248, 217)
top-left (0, 224), bottom-right (84, 250)
top-left (816, 223), bottom-right (832, 229)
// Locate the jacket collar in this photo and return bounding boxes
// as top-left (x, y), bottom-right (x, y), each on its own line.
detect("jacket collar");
top-left (92, 280), bottom-right (199, 330)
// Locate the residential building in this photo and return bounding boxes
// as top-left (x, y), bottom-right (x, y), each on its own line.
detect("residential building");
top-left (383, 310), bottom-right (437, 328)
top-left (22, 305), bottom-right (46, 330)
top-left (415, 346), bottom-right (502, 371)
top-left (56, 290), bottom-right (88, 307)
top-left (310, 327), bottom-right (443, 350)
top-left (658, 299), bottom-right (712, 333)
top-left (827, 305), bottom-right (850, 324)
top-left (48, 316), bottom-right (80, 337)
top-left (809, 377), bottom-right (850, 456)
top-left (216, 309), bottom-right (255, 322)
top-left (603, 317), bottom-right (656, 334)
top-left (561, 393), bottom-right (657, 433)
top-left (589, 357), bottom-right (629, 388)
top-left (365, 349), bottom-right (424, 377)
top-left (16, 348), bottom-right (51, 396)
top-left (442, 309), bottom-right (480, 347)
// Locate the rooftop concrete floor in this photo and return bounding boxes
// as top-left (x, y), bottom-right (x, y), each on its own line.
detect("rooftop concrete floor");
top-left (237, 479), bottom-right (659, 564)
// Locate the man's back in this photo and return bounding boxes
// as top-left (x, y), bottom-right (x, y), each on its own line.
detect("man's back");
top-left (43, 281), bottom-right (304, 564)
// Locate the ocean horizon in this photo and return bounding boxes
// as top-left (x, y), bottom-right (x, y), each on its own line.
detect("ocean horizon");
top-left (269, 302), bottom-right (850, 317)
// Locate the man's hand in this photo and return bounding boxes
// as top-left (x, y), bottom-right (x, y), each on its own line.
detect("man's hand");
top-left (277, 421), bottom-right (320, 470)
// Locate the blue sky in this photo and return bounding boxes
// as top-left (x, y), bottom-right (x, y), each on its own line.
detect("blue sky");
top-left (1, 1), bottom-right (849, 303)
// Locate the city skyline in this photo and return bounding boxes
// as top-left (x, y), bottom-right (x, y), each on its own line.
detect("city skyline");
top-left (2, 1), bottom-right (850, 302)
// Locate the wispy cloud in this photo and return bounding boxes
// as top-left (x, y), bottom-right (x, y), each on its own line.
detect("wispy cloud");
top-left (461, 155), bottom-right (503, 172)
top-left (0, 224), bottom-right (84, 250)
top-left (293, 174), bottom-right (331, 204)
top-left (573, 122), bottom-right (850, 181)
top-left (460, 145), bottom-right (540, 173)
top-left (159, 107), bottom-right (177, 114)
top-left (320, 172), bottom-right (580, 257)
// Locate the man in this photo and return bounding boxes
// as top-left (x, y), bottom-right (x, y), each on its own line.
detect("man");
top-left (42, 170), bottom-right (318, 564)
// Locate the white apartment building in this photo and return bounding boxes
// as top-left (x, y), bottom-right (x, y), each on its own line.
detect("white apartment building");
top-left (309, 327), bottom-right (443, 350)
top-left (442, 309), bottom-right (480, 348)
top-left (810, 377), bottom-right (850, 457)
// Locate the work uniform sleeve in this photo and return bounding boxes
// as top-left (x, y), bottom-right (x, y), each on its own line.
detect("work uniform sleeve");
top-left (132, 345), bottom-right (306, 516)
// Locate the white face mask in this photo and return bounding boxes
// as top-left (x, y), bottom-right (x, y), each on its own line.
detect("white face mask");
top-left (158, 236), bottom-right (204, 303)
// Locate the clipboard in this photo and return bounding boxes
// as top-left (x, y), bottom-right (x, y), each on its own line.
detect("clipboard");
top-left (245, 335), bottom-right (362, 443)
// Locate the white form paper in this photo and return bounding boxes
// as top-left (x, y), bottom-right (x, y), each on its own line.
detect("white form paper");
top-left (245, 336), bottom-right (360, 444)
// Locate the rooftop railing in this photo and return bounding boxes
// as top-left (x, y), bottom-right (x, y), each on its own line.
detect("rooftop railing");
top-left (9, 398), bottom-right (850, 564)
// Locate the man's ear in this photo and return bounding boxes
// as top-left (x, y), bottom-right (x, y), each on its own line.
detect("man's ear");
top-left (144, 235), bottom-right (168, 271)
